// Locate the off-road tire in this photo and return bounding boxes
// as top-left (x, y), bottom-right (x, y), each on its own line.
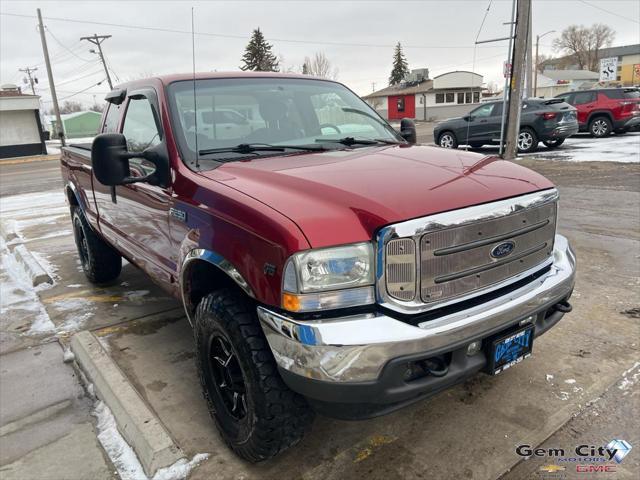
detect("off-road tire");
top-left (194, 289), bottom-right (314, 462)
top-left (589, 116), bottom-right (612, 138)
top-left (71, 207), bottom-right (122, 283)
top-left (438, 131), bottom-right (458, 149)
top-left (542, 138), bottom-right (565, 149)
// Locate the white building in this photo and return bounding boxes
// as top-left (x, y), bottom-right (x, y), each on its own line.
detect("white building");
top-left (0, 84), bottom-right (47, 158)
top-left (362, 70), bottom-right (484, 122)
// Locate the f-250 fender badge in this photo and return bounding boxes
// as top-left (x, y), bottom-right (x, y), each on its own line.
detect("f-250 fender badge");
top-left (491, 241), bottom-right (515, 259)
top-left (169, 207), bottom-right (187, 222)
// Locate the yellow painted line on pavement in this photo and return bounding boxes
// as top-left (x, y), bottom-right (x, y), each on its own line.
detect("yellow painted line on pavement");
top-left (43, 291), bottom-right (123, 304)
top-left (0, 155), bottom-right (60, 165)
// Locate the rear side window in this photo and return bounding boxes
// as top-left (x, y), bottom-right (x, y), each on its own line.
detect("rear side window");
top-left (103, 103), bottom-right (121, 133)
top-left (604, 89), bottom-right (640, 99)
top-left (573, 92), bottom-right (596, 105)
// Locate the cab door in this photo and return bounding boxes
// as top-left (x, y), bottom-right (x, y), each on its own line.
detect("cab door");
top-left (97, 89), bottom-right (175, 288)
top-left (465, 103), bottom-right (496, 143)
top-left (567, 91), bottom-right (597, 127)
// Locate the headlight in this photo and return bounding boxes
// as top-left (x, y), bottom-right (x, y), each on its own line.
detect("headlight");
top-left (282, 243), bottom-right (375, 312)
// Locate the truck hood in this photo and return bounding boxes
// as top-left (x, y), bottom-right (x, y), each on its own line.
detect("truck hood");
top-left (200, 145), bottom-right (554, 247)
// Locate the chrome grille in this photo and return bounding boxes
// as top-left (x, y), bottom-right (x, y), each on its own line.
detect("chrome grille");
top-left (420, 202), bottom-right (556, 303)
top-left (380, 189), bottom-right (558, 314)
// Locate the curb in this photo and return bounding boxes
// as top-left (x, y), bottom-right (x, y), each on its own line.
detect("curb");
top-left (13, 244), bottom-right (53, 286)
top-left (0, 219), bottom-right (20, 244)
top-left (70, 331), bottom-right (184, 477)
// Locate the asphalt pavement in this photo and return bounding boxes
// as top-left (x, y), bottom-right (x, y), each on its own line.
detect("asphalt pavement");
top-left (0, 134), bottom-right (638, 479)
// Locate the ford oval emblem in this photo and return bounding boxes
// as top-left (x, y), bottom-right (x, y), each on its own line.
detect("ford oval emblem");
top-left (491, 241), bottom-right (515, 259)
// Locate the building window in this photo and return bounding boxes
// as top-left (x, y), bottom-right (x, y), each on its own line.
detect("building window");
top-left (473, 91), bottom-right (480, 103)
top-left (436, 93), bottom-right (445, 104)
top-left (445, 92), bottom-right (455, 103)
top-left (465, 92), bottom-right (472, 103)
top-left (457, 92), bottom-right (464, 104)
top-left (397, 97), bottom-right (405, 112)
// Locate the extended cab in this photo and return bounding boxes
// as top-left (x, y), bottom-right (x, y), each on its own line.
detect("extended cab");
top-left (60, 73), bottom-right (576, 462)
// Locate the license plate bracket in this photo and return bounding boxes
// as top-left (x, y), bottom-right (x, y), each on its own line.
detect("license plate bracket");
top-left (487, 324), bottom-right (534, 375)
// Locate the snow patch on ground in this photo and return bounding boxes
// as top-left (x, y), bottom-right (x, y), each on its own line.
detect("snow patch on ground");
top-left (564, 379), bottom-right (576, 384)
top-left (92, 401), bottom-right (209, 480)
top-left (51, 297), bottom-right (97, 332)
top-left (619, 362), bottom-right (640, 393)
top-left (528, 133), bottom-right (640, 163)
top-left (545, 374), bottom-right (554, 382)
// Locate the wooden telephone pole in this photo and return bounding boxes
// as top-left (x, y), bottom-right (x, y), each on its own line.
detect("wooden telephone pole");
top-left (80, 34), bottom-right (113, 89)
top-left (503, 0), bottom-right (532, 160)
top-left (19, 67), bottom-right (38, 95)
top-left (37, 9), bottom-right (65, 146)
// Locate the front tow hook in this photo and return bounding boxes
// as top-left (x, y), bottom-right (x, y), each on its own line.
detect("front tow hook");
top-left (554, 300), bottom-right (572, 313)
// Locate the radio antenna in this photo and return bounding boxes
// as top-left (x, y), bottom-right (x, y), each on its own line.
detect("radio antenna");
top-left (191, 7), bottom-right (199, 169)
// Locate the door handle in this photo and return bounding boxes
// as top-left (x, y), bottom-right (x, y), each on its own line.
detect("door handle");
top-left (480, 119), bottom-right (488, 123)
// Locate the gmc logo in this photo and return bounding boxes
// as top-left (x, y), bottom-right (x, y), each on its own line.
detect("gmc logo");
top-left (576, 465), bottom-right (617, 473)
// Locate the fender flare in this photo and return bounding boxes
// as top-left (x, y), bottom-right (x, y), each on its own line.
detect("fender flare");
top-left (180, 248), bottom-right (256, 326)
top-left (586, 110), bottom-right (613, 126)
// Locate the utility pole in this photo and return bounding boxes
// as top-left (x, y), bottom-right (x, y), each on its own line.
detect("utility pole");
top-left (80, 34), bottom-right (113, 89)
top-left (19, 67), bottom-right (38, 95)
top-left (37, 9), bottom-right (65, 146)
top-left (525, 0), bottom-right (533, 98)
top-left (503, 0), bottom-right (531, 160)
top-left (371, 82), bottom-right (376, 92)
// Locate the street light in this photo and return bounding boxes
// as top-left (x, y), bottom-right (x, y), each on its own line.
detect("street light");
top-left (534, 30), bottom-right (555, 97)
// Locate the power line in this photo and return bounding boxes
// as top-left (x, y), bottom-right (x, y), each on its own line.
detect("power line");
top-left (56, 68), bottom-right (105, 87)
top-left (45, 27), bottom-right (94, 62)
top-left (57, 79), bottom-right (106, 101)
top-left (577, 0), bottom-right (640, 24)
top-left (1, 12), bottom-right (506, 50)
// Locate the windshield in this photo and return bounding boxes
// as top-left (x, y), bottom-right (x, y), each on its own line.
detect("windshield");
top-left (167, 77), bottom-right (401, 169)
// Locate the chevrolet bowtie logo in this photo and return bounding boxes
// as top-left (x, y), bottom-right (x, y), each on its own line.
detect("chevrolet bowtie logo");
top-left (540, 465), bottom-right (566, 473)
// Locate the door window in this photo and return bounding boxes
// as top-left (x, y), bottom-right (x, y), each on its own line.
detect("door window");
top-left (122, 98), bottom-right (161, 175)
top-left (491, 102), bottom-right (504, 116)
top-left (103, 103), bottom-right (121, 133)
top-left (397, 97), bottom-right (405, 112)
top-left (471, 103), bottom-right (495, 118)
top-left (572, 92), bottom-right (596, 105)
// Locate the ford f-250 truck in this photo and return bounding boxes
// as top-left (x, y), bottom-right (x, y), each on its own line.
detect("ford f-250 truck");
top-left (61, 72), bottom-right (576, 462)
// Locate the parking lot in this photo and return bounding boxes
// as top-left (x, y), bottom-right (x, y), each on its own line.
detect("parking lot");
top-left (1, 133), bottom-right (639, 479)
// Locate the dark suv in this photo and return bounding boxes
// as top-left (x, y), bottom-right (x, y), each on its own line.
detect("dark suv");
top-left (434, 98), bottom-right (578, 153)
top-left (555, 88), bottom-right (640, 137)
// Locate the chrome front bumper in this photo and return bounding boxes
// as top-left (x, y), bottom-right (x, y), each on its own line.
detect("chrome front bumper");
top-left (257, 234), bottom-right (576, 383)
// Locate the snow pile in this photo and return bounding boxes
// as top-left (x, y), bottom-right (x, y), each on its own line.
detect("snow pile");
top-left (93, 401), bottom-right (209, 480)
top-left (0, 237), bottom-right (55, 334)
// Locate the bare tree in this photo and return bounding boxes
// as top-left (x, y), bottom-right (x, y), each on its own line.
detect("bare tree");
top-left (89, 103), bottom-right (104, 113)
top-left (536, 53), bottom-right (553, 73)
top-left (59, 100), bottom-right (83, 114)
top-left (303, 52), bottom-right (338, 80)
top-left (553, 24), bottom-right (615, 71)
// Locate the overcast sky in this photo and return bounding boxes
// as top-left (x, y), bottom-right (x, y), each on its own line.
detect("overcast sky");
top-left (1, 0), bottom-right (638, 109)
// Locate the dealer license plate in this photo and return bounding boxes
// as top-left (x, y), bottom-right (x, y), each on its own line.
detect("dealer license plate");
top-left (488, 325), bottom-right (534, 375)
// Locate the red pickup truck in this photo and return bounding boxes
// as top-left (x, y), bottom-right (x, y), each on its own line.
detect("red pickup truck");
top-left (61, 72), bottom-right (576, 461)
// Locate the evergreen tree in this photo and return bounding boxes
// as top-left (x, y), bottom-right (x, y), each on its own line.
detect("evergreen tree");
top-left (388, 42), bottom-right (409, 86)
top-left (240, 28), bottom-right (279, 72)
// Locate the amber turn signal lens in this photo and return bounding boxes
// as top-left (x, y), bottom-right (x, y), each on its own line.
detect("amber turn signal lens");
top-left (282, 293), bottom-right (301, 312)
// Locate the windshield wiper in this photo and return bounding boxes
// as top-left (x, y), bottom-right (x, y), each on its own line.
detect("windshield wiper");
top-left (315, 136), bottom-right (401, 147)
top-left (199, 143), bottom-right (327, 156)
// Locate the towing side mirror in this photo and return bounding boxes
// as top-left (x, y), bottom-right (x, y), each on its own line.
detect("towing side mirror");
top-left (91, 133), bottom-right (170, 188)
top-left (399, 118), bottom-right (417, 144)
